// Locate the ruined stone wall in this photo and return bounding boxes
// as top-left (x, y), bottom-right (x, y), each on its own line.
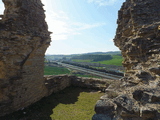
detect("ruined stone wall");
top-left (44, 75), bottom-right (115, 96)
top-left (93, 0), bottom-right (160, 120)
top-left (0, 0), bottom-right (117, 116)
top-left (0, 73), bottom-right (117, 118)
top-left (114, 0), bottom-right (160, 85)
top-left (0, 0), bottom-right (51, 116)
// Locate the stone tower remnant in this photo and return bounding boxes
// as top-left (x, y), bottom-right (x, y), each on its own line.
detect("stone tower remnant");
top-left (93, 0), bottom-right (160, 119)
top-left (0, 0), bottom-right (51, 116)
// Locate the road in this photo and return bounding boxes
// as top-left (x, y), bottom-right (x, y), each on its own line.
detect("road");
top-left (57, 62), bottom-right (122, 80)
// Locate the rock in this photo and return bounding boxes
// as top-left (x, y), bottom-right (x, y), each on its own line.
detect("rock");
top-left (0, 0), bottom-right (51, 116)
top-left (93, 0), bottom-right (160, 119)
top-left (92, 114), bottom-right (115, 120)
top-left (149, 67), bottom-right (160, 75)
top-left (114, 0), bottom-right (160, 85)
top-left (95, 99), bottom-right (116, 115)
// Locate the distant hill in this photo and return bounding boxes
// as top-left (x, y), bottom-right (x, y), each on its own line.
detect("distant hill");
top-left (45, 51), bottom-right (121, 61)
top-left (83, 51), bottom-right (121, 55)
top-left (72, 54), bottom-right (113, 62)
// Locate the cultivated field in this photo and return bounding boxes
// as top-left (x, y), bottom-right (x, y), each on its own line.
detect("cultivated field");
top-left (44, 66), bottom-right (100, 78)
top-left (44, 66), bottom-right (70, 75)
top-left (72, 55), bottom-right (123, 66)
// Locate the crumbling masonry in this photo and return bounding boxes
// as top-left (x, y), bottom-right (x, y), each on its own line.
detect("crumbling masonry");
top-left (0, 0), bottom-right (160, 119)
top-left (93, 0), bottom-right (160, 119)
top-left (0, 0), bottom-right (51, 116)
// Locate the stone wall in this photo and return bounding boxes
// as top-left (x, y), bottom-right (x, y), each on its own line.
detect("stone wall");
top-left (44, 75), bottom-right (117, 96)
top-left (114, 0), bottom-right (160, 85)
top-left (0, 0), bottom-right (51, 116)
top-left (0, 0), bottom-right (118, 117)
top-left (1, 0), bottom-right (159, 119)
top-left (93, 0), bottom-right (160, 119)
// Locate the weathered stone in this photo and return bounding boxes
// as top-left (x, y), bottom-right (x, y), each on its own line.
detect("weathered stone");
top-left (95, 99), bottom-right (116, 115)
top-left (114, 0), bottom-right (160, 85)
top-left (0, 0), bottom-right (51, 116)
top-left (44, 75), bottom-right (119, 97)
top-left (93, 0), bottom-right (160, 119)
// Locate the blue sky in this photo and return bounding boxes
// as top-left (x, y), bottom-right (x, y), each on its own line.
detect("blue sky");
top-left (0, 0), bottom-right (125, 55)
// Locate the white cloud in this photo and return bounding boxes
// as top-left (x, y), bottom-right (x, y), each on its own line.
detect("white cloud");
top-left (87, 0), bottom-right (118, 6)
top-left (109, 38), bottom-right (114, 42)
top-left (51, 11), bottom-right (69, 20)
top-left (51, 34), bottom-right (68, 41)
top-left (72, 22), bottom-right (106, 31)
top-left (41, 0), bottom-right (107, 41)
top-left (42, 3), bottom-right (106, 41)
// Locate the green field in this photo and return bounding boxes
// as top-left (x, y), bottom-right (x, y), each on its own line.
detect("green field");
top-left (44, 66), bottom-right (70, 75)
top-left (93, 55), bottom-right (123, 66)
top-left (72, 55), bottom-right (123, 66)
top-left (0, 87), bottom-right (103, 120)
top-left (44, 66), bottom-right (100, 78)
top-left (50, 87), bottom-right (104, 120)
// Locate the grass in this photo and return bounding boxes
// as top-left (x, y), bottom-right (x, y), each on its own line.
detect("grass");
top-left (44, 66), bottom-right (70, 75)
top-left (0, 87), bottom-right (103, 120)
top-left (72, 55), bottom-right (123, 66)
top-left (93, 55), bottom-right (123, 66)
top-left (50, 87), bottom-right (104, 120)
top-left (44, 66), bottom-right (101, 78)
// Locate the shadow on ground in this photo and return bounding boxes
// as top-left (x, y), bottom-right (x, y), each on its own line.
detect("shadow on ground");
top-left (0, 86), bottom-right (97, 120)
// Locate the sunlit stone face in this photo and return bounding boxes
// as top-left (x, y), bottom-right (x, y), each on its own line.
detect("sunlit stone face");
top-left (114, 0), bottom-right (160, 85)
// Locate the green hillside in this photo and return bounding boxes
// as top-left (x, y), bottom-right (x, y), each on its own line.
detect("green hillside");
top-left (93, 55), bottom-right (123, 66)
top-left (72, 55), bottom-right (123, 66)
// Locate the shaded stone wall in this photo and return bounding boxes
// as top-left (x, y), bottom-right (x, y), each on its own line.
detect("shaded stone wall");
top-left (0, 0), bottom-right (51, 116)
top-left (44, 75), bottom-right (116, 96)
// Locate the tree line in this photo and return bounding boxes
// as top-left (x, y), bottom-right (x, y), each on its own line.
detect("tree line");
top-left (71, 55), bottom-right (112, 62)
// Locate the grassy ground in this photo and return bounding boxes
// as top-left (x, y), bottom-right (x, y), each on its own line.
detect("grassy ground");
top-left (44, 66), bottom-right (70, 75)
top-left (0, 87), bottom-right (103, 120)
top-left (50, 87), bottom-right (104, 120)
top-left (44, 66), bottom-right (100, 78)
